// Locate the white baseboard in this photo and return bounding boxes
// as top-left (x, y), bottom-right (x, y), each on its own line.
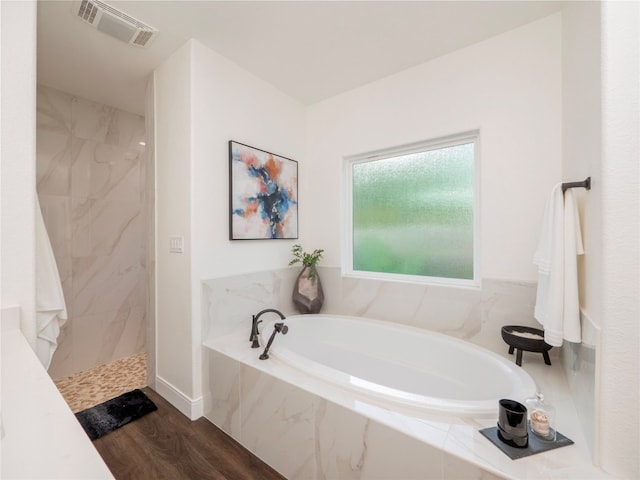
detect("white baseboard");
top-left (155, 375), bottom-right (204, 420)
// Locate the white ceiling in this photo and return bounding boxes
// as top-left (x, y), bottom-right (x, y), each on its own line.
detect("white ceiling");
top-left (37, 1), bottom-right (563, 116)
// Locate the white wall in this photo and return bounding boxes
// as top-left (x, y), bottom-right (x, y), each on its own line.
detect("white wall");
top-left (561, 0), bottom-right (601, 459)
top-left (190, 40), bottom-right (306, 280)
top-left (562, 1), bottom-right (602, 327)
top-left (598, 2), bottom-right (639, 477)
top-left (154, 39), bottom-right (305, 416)
top-left (304, 14), bottom-right (562, 283)
top-left (154, 42), bottom-right (194, 409)
top-left (190, 40), bottom-right (305, 405)
top-left (1, 0), bottom-right (37, 347)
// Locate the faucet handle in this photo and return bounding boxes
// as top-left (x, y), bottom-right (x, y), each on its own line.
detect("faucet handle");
top-left (249, 314), bottom-right (256, 341)
top-left (274, 322), bottom-right (288, 334)
top-left (250, 315), bottom-right (263, 348)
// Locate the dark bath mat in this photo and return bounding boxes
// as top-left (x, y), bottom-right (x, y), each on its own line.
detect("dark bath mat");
top-left (75, 389), bottom-right (157, 441)
top-left (480, 425), bottom-right (574, 460)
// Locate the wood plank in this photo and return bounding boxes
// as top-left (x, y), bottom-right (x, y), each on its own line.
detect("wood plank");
top-left (92, 387), bottom-right (286, 480)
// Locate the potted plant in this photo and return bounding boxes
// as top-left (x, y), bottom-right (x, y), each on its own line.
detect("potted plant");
top-left (289, 244), bottom-right (324, 314)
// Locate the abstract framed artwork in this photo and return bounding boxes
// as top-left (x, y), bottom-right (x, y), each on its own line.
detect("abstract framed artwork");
top-left (229, 141), bottom-right (298, 240)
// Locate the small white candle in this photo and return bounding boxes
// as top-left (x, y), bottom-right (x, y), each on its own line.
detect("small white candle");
top-left (531, 410), bottom-right (550, 436)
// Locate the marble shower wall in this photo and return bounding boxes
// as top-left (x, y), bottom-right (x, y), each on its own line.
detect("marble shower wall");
top-left (36, 85), bottom-right (147, 379)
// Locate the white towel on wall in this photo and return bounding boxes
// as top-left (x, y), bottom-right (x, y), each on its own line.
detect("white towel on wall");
top-left (36, 197), bottom-right (68, 369)
top-left (533, 184), bottom-right (584, 347)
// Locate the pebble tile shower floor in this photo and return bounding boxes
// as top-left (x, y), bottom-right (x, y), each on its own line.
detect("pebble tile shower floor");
top-left (53, 352), bottom-right (147, 413)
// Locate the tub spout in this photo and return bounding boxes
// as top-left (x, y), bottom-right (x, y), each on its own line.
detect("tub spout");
top-left (259, 322), bottom-right (288, 360)
top-left (250, 308), bottom-right (286, 348)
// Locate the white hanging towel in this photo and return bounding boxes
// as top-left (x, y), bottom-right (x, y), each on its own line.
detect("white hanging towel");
top-left (533, 184), bottom-right (584, 347)
top-left (35, 197), bottom-right (68, 369)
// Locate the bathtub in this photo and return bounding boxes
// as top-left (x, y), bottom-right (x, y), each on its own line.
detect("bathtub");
top-left (260, 314), bottom-right (537, 415)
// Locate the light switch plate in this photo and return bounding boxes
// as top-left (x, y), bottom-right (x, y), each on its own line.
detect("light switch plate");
top-left (169, 236), bottom-right (184, 253)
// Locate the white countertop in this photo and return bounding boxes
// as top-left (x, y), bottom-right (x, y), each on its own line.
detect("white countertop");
top-left (1, 306), bottom-right (114, 479)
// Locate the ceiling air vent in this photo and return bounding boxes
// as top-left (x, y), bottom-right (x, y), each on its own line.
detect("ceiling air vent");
top-left (73, 0), bottom-right (157, 48)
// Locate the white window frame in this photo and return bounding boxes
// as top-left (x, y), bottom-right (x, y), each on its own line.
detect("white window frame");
top-left (342, 131), bottom-right (481, 288)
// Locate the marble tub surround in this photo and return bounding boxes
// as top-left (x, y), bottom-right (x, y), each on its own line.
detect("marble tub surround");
top-left (203, 267), bottom-right (546, 359)
top-left (203, 268), bottom-right (301, 339)
top-left (339, 274), bottom-right (544, 356)
top-left (202, 268), bottom-right (604, 478)
top-left (561, 311), bottom-right (599, 457)
top-left (37, 85), bottom-right (148, 379)
top-left (204, 330), bottom-right (607, 479)
top-left (54, 352), bottom-right (147, 413)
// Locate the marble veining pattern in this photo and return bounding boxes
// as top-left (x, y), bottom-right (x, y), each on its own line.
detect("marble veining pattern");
top-left (37, 85), bottom-right (147, 379)
top-left (206, 349), bottom-right (242, 436)
top-left (315, 400), bottom-right (445, 479)
top-left (240, 364), bottom-right (316, 479)
top-left (36, 89), bottom-right (73, 196)
top-left (203, 267), bottom-right (543, 356)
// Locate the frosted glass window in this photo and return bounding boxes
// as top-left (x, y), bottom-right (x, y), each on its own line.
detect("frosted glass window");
top-left (350, 139), bottom-right (475, 282)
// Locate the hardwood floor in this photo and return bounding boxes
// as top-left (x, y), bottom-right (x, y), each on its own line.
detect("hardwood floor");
top-left (93, 387), bottom-right (286, 480)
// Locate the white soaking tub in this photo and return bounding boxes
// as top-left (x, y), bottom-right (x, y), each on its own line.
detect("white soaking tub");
top-left (260, 314), bottom-right (536, 415)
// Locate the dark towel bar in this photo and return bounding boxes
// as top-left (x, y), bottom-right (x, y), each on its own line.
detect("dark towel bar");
top-left (562, 177), bottom-right (591, 194)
